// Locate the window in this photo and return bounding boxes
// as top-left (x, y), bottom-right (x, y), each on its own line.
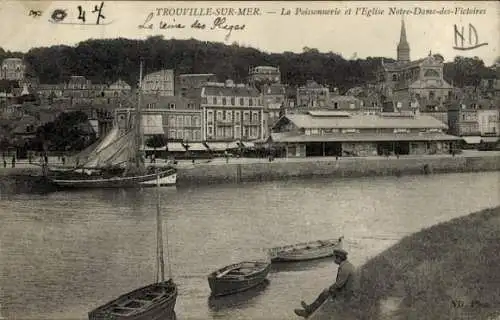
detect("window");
top-left (249, 99), bottom-right (253, 106)
top-left (208, 126), bottom-right (213, 136)
top-left (169, 129), bottom-right (176, 139)
top-left (235, 111), bottom-right (241, 123)
top-left (252, 111), bottom-right (259, 122)
top-left (184, 116), bottom-right (191, 126)
top-left (240, 98), bottom-right (244, 105)
top-left (169, 103), bottom-right (175, 109)
top-left (226, 111), bottom-right (232, 122)
top-left (392, 74), bottom-right (397, 81)
top-left (222, 98), bottom-right (227, 105)
top-left (217, 127), bottom-right (224, 137)
top-left (225, 127), bottom-right (232, 138)
top-left (207, 111), bottom-right (214, 123)
top-left (231, 97), bottom-right (235, 105)
top-left (424, 69), bottom-right (440, 78)
top-left (334, 102), bottom-right (338, 109)
top-left (168, 115), bottom-right (175, 127)
top-left (217, 111), bottom-right (223, 120)
top-left (234, 125), bottom-right (241, 138)
top-left (177, 130), bottom-right (184, 139)
top-left (193, 116), bottom-right (200, 126)
top-left (213, 97), bottom-right (217, 104)
top-left (243, 111), bottom-right (250, 122)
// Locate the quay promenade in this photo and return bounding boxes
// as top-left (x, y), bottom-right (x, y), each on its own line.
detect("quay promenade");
top-left (1, 151), bottom-right (500, 186)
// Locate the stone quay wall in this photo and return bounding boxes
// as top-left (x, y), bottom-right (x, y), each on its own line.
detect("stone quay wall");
top-left (176, 155), bottom-right (500, 186)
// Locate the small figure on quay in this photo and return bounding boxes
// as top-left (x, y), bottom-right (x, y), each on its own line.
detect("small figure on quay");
top-left (61, 155), bottom-right (66, 165)
top-left (3, 158), bottom-right (6, 168)
top-left (11, 155), bottom-right (16, 168)
top-left (294, 248), bottom-right (356, 318)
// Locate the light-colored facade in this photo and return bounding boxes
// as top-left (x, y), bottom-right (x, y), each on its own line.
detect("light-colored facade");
top-left (115, 95), bottom-right (203, 142)
top-left (1, 58), bottom-right (26, 80)
top-left (270, 110), bottom-right (460, 157)
top-left (200, 80), bottom-right (265, 142)
top-left (477, 109), bottom-right (499, 136)
top-left (142, 69), bottom-right (175, 96)
top-left (297, 80), bottom-right (330, 108)
top-left (248, 66), bottom-right (281, 85)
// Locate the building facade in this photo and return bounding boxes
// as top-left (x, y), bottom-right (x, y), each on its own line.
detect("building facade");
top-left (270, 110), bottom-right (460, 158)
top-left (248, 66), bottom-right (281, 85)
top-left (200, 80), bottom-right (265, 142)
top-left (1, 58), bottom-right (26, 81)
top-left (297, 80), bottom-right (330, 108)
top-left (377, 19), bottom-right (453, 110)
top-left (142, 69), bottom-right (175, 96)
top-left (261, 83), bottom-right (287, 135)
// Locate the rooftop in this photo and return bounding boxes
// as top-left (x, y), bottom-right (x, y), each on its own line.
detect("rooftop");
top-left (278, 112), bottom-right (447, 130)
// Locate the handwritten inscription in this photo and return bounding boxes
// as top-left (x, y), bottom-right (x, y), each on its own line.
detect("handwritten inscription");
top-left (48, 1), bottom-right (110, 25)
top-left (28, 10), bottom-right (43, 17)
top-left (139, 13), bottom-right (245, 40)
top-left (453, 23), bottom-right (488, 51)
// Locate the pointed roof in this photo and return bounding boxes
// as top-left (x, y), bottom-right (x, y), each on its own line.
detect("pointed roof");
top-left (399, 17), bottom-right (408, 45)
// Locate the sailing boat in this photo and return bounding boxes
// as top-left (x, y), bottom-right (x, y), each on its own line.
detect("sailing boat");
top-left (47, 60), bottom-right (177, 188)
top-left (88, 173), bottom-right (178, 319)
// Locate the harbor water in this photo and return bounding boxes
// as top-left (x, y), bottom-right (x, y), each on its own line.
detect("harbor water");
top-left (0, 172), bottom-right (499, 319)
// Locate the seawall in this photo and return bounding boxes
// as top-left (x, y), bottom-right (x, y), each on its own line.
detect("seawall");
top-left (176, 155), bottom-right (500, 186)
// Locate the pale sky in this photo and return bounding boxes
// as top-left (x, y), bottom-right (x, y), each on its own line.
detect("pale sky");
top-left (0, 1), bottom-right (498, 65)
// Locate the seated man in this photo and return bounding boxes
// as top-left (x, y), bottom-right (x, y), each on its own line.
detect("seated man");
top-left (294, 248), bottom-right (356, 318)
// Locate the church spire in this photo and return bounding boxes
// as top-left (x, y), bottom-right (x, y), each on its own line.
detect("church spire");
top-left (397, 17), bottom-right (410, 63)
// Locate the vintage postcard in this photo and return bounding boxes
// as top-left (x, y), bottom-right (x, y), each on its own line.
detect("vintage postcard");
top-left (0, 1), bottom-right (499, 320)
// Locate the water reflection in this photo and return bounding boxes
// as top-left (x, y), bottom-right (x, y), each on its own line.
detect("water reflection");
top-left (207, 279), bottom-right (270, 312)
top-left (270, 257), bottom-right (335, 274)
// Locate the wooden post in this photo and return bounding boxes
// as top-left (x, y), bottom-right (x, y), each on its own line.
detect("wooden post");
top-left (322, 142), bottom-right (325, 157)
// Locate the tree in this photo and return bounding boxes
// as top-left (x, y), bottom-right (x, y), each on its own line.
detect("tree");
top-left (145, 135), bottom-right (166, 150)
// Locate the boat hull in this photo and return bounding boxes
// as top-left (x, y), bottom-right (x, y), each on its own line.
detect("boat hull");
top-left (269, 239), bottom-right (342, 262)
top-left (88, 280), bottom-right (177, 320)
top-left (50, 169), bottom-right (177, 189)
top-left (208, 262), bottom-right (271, 297)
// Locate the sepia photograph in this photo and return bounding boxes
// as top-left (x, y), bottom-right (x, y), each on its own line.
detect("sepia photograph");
top-left (0, 1), bottom-right (499, 319)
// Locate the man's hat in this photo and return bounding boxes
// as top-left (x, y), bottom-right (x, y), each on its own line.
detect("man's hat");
top-left (333, 248), bottom-right (348, 258)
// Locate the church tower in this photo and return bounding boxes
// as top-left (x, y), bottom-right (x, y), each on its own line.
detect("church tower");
top-left (397, 18), bottom-right (410, 63)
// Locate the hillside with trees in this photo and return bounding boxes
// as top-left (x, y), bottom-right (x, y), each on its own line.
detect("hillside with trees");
top-left (1, 36), bottom-right (498, 93)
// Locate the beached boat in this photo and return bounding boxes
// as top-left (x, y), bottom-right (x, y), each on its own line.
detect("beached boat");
top-left (268, 237), bottom-right (343, 262)
top-left (207, 261), bottom-right (271, 297)
top-left (88, 174), bottom-right (178, 319)
top-left (47, 60), bottom-right (177, 189)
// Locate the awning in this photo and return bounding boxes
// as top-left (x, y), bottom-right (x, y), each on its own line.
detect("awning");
top-left (141, 145), bottom-right (166, 151)
top-left (226, 141), bottom-right (240, 149)
top-left (462, 136), bottom-right (482, 144)
top-left (480, 137), bottom-right (499, 143)
top-left (185, 142), bottom-right (207, 151)
top-left (241, 141), bottom-right (255, 148)
top-left (205, 142), bottom-right (228, 151)
top-left (167, 142), bottom-right (186, 152)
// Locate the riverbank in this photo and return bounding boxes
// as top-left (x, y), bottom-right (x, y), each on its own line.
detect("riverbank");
top-left (175, 152), bottom-right (500, 186)
top-left (311, 206), bottom-right (500, 320)
top-left (1, 152), bottom-right (499, 189)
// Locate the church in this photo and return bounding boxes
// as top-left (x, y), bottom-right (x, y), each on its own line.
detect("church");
top-left (377, 19), bottom-right (453, 111)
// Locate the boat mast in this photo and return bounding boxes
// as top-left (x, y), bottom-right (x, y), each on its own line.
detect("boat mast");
top-left (156, 173), bottom-right (165, 282)
top-left (135, 59), bottom-right (144, 169)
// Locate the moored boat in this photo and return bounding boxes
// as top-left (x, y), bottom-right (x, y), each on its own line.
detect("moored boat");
top-left (88, 170), bottom-right (178, 319)
top-left (268, 237), bottom-right (343, 262)
top-left (88, 280), bottom-right (177, 320)
top-left (207, 261), bottom-right (271, 297)
top-left (46, 60), bottom-right (177, 189)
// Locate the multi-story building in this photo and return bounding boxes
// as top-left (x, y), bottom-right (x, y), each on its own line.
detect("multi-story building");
top-left (115, 94), bottom-right (203, 151)
top-left (297, 80), bottom-right (330, 108)
top-left (477, 108), bottom-right (499, 137)
top-left (142, 69), bottom-right (174, 96)
top-left (248, 66), bottom-right (281, 86)
top-left (261, 83), bottom-right (286, 135)
top-left (200, 80), bottom-right (265, 144)
top-left (0, 58), bottom-right (26, 80)
top-left (269, 110), bottom-right (460, 157)
top-left (377, 19), bottom-right (453, 110)
top-left (176, 73), bottom-right (217, 97)
top-left (105, 79), bottom-right (132, 97)
top-left (447, 103), bottom-right (481, 144)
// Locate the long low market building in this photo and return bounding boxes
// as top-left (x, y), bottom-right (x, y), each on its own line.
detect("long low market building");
top-left (268, 110), bottom-right (461, 157)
